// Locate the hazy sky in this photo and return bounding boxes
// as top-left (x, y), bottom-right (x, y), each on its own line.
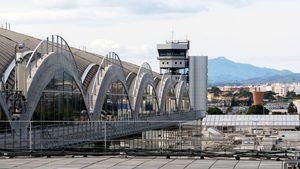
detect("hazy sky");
top-left (1, 0), bottom-right (299, 72)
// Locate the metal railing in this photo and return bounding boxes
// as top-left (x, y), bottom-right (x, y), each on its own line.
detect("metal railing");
top-left (1, 118), bottom-right (300, 160)
top-left (0, 111), bottom-right (199, 152)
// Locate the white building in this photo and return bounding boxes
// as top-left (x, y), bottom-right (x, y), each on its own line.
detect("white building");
top-left (250, 83), bottom-right (292, 96)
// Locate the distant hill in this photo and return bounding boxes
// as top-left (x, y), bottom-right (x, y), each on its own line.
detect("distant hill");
top-left (241, 73), bottom-right (300, 85)
top-left (208, 57), bottom-right (294, 85)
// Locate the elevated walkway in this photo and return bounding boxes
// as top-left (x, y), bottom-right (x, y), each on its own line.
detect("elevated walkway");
top-left (0, 111), bottom-right (205, 151)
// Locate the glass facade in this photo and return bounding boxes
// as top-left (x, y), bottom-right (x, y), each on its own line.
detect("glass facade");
top-left (139, 85), bottom-right (159, 117)
top-left (32, 72), bottom-right (88, 122)
top-left (101, 80), bottom-right (132, 121)
top-left (0, 106), bottom-right (10, 131)
top-left (158, 49), bottom-right (187, 57)
top-left (180, 94), bottom-right (190, 112)
top-left (164, 88), bottom-right (177, 114)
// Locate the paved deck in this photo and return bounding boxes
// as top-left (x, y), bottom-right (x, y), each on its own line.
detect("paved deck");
top-left (0, 156), bottom-right (284, 169)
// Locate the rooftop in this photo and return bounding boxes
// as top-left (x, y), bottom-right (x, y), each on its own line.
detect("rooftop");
top-left (198, 115), bottom-right (300, 127)
top-left (0, 28), bottom-right (161, 89)
top-left (0, 156), bottom-right (284, 169)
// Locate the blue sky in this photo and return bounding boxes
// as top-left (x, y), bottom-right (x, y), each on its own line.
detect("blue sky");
top-left (1, 0), bottom-right (300, 72)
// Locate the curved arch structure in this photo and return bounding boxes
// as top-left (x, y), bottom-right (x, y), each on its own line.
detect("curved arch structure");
top-left (125, 72), bottom-right (136, 89)
top-left (2, 51), bottom-right (33, 84)
top-left (2, 35), bottom-right (87, 129)
top-left (129, 62), bottom-right (159, 118)
top-left (87, 52), bottom-right (132, 120)
top-left (26, 35), bottom-right (80, 79)
top-left (2, 60), bottom-right (15, 84)
top-left (24, 52), bottom-right (87, 122)
top-left (175, 75), bottom-right (190, 112)
top-left (24, 35), bottom-right (86, 122)
top-left (81, 63), bottom-right (99, 90)
top-left (153, 76), bottom-right (161, 89)
top-left (0, 33), bottom-right (196, 131)
top-left (81, 63), bottom-right (96, 83)
top-left (157, 75), bottom-right (177, 115)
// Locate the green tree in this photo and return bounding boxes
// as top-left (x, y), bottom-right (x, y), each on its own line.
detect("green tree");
top-left (238, 90), bottom-right (252, 97)
top-left (288, 102), bottom-right (297, 114)
top-left (231, 98), bottom-right (237, 107)
top-left (264, 91), bottom-right (276, 101)
top-left (286, 91), bottom-right (296, 99)
top-left (224, 91), bottom-right (233, 97)
top-left (247, 97), bottom-right (253, 106)
top-left (247, 105), bottom-right (269, 115)
top-left (210, 86), bottom-right (221, 96)
top-left (207, 107), bottom-right (223, 115)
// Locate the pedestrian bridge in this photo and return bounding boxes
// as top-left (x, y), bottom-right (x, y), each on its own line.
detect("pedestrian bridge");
top-left (0, 111), bottom-right (203, 151)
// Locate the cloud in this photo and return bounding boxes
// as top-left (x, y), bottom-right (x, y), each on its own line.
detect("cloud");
top-left (30, 0), bottom-right (78, 9)
top-left (221, 0), bottom-right (252, 8)
top-left (2, 0), bottom-right (300, 73)
top-left (90, 39), bottom-right (120, 53)
top-left (0, 0), bottom-right (256, 25)
top-left (0, 7), bottom-right (129, 24)
top-left (1, 10), bottom-right (84, 22)
top-left (105, 0), bottom-right (211, 14)
top-left (89, 39), bottom-right (159, 70)
top-left (82, 0), bottom-right (253, 14)
top-left (115, 0), bottom-right (209, 14)
top-left (29, 0), bottom-right (210, 14)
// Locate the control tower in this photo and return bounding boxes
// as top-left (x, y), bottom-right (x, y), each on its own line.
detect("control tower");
top-left (157, 40), bottom-right (189, 83)
top-left (157, 40), bottom-right (207, 113)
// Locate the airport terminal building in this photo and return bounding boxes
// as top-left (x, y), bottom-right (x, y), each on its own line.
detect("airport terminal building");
top-left (0, 28), bottom-right (208, 131)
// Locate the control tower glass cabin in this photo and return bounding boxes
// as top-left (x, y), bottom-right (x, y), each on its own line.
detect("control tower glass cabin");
top-left (157, 40), bottom-right (189, 83)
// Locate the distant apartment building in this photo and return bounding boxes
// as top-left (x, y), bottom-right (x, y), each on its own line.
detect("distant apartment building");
top-left (273, 84), bottom-right (289, 96)
top-left (249, 83), bottom-right (290, 96)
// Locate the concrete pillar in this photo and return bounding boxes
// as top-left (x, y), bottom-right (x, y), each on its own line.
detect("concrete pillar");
top-left (189, 56), bottom-right (208, 112)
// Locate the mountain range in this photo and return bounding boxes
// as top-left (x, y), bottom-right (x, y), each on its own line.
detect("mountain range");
top-left (208, 57), bottom-right (300, 85)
